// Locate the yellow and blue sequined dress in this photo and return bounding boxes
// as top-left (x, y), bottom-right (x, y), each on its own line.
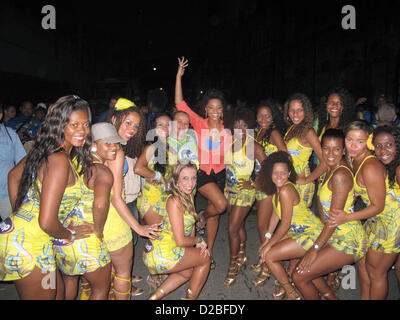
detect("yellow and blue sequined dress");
top-left (254, 128), bottom-right (278, 201)
top-left (0, 161), bottom-right (82, 281)
top-left (355, 156), bottom-right (400, 254)
top-left (224, 136), bottom-right (256, 207)
top-left (142, 197), bottom-right (195, 274)
top-left (53, 172), bottom-right (111, 276)
top-left (273, 182), bottom-right (323, 250)
top-left (317, 166), bottom-right (367, 261)
top-left (285, 128), bottom-right (315, 208)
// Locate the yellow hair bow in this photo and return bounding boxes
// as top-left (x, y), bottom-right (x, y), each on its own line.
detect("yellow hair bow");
top-left (115, 98), bottom-right (136, 111)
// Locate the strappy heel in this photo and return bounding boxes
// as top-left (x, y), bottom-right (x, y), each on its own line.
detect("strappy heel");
top-left (146, 274), bottom-right (161, 293)
top-left (181, 288), bottom-right (197, 300)
top-left (251, 258), bottom-right (263, 273)
top-left (148, 287), bottom-right (165, 300)
top-left (224, 256), bottom-right (240, 287)
top-left (252, 263), bottom-right (271, 287)
top-left (237, 242), bottom-right (249, 271)
top-left (327, 271), bottom-right (343, 292)
top-left (281, 282), bottom-right (301, 300)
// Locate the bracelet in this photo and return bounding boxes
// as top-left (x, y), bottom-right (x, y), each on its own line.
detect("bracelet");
top-left (153, 171), bottom-right (162, 181)
top-left (197, 235), bottom-right (203, 244)
top-left (66, 226), bottom-right (76, 242)
top-left (264, 232), bottom-right (272, 239)
top-left (313, 243), bottom-right (321, 251)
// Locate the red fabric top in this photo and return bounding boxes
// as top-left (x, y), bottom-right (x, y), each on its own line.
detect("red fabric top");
top-left (176, 101), bottom-right (232, 175)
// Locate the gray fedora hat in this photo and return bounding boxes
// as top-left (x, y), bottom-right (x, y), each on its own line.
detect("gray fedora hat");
top-left (91, 122), bottom-right (127, 145)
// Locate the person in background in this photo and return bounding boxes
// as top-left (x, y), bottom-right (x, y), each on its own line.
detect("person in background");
top-left (35, 103), bottom-right (48, 122)
top-left (7, 101), bottom-right (41, 148)
top-left (0, 107), bottom-right (26, 221)
top-left (146, 89), bottom-right (169, 130)
top-left (97, 94), bottom-right (121, 123)
top-left (375, 102), bottom-right (397, 127)
top-left (2, 104), bottom-right (17, 125)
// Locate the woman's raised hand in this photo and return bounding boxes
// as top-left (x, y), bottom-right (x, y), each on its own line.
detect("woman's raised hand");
top-left (177, 56), bottom-right (189, 77)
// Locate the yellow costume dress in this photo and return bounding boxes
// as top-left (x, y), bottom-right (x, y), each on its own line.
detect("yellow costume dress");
top-left (142, 197), bottom-right (195, 274)
top-left (136, 159), bottom-right (169, 220)
top-left (53, 171), bottom-right (111, 275)
top-left (273, 182), bottom-right (323, 250)
top-left (317, 166), bottom-right (367, 261)
top-left (254, 128), bottom-right (278, 201)
top-left (355, 156), bottom-right (400, 254)
top-left (224, 136), bottom-right (256, 207)
top-left (0, 159), bottom-right (82, 281)
top-left (285, 127), bottom-right (315, 208)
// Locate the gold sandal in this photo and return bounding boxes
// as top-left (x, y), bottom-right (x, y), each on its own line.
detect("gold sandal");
top-left (224, 256), bottom-right (240, 288)
top-left (237, 242), bottom-right (249, 271)
top-left (148, 287), bottom-right (165, 300)
top-left (181, 288), bottom-right (197, 300)
top-left (252, 263), bottom-right (271, 287)
top-left (251, 258), bottom-right (263, 273)
top-left (281, 282), bottom-right (301, 300)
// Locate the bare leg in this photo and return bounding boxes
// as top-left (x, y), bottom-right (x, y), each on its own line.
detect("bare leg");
top-left (366, 249), bottom-right (397, 300)
top-left (292, 246), bottom-right (354, 300)
top-left (395, 254), bottom-right (400, 295)
top-left (198, 182), bottom-right (227, 253)
top-left (356, 256), bottom-right (370, 300)
top-left (256, 196), bottom-right (273, 243)
top-left (83, 263), bottom-right (111, 300)
top-left (149, 247), bottom-right (211, 299)
top-left (109, 241), bottom-right (134, 300)
top-left (14, 267), bottom-right (57, 300)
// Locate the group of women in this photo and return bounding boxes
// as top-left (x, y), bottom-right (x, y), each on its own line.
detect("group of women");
top-left (0, 56), bottom-right (399, 300)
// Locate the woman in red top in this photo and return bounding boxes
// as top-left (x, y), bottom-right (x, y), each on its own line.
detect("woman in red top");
top-left (175, 57), bottom-right (231, 269)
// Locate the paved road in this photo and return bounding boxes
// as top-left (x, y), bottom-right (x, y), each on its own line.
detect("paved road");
top-left (1, 204), bottom-right (399, 300)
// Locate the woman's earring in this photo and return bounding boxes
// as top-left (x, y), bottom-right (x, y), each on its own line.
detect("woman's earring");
top-left (326, 112), bottom-right (329, 121)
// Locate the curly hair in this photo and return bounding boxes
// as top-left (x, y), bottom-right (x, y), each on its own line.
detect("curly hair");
top-left (256, 99), bottom-right (287, 141)
top-left (255, 151), bottom-right (297, 196)
top-left (372, 125), bottom-right (400, 188)
top-left (167, 161), bottom-right (198, 221)
top-left (15, 95), bottom-right (93, 210)
top-left (233, 107), bottom-right (256, 131)
top-left (105, 106), bottom-right (146, 159)
top-left (317, 87), bottom-right (356, 136)
top-left (198, 88), bottom-right (226, 118)
top-left (283, 93), bottom-right (314, 141)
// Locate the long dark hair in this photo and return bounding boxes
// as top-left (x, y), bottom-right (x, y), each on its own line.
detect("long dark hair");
top-left (256, 151), bottom-right (297, 196)
top-left (283, 93), bottom-right (314, 141)
top-left (15, 95), bottom-right (93, 210)
top-left (105, 106), bottom-right (146, 159)
top-left (372, 125), bottom-right (400, 188)
top-left (256, 99), bottom-right (287, 141)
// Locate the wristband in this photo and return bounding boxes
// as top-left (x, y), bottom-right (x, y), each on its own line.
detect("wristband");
top-left (153, 171), bottom-right (162, 181)
top-left (66, 226), bottom-right (76, 242)
top-left (264, 232), bottom-right (272, 239)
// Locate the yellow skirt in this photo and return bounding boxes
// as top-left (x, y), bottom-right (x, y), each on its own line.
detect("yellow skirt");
top-left (103, 204), bottom-right (132, 252)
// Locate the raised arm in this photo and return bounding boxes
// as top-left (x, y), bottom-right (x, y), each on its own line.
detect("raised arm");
top-left (175, 57), bottom-right (188, 105)
top-left (270, 129), bottom-right (288, 153)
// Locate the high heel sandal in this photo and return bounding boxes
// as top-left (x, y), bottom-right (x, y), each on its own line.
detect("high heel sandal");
top-left (281, 282), bottom-right (301, 300)
top-left (237, 242), bottom-right (249, 271)
top-left (251, 258), bottom-right (263, 273)
top-left (181, 288), bottom-right (197, 300)
top-left (252, 263), bottom-right (271, 287)
top-left (224, 256), bottom-right (240, 287)
top-left (272, 280), bottom-right (286, 300)
top-left (327, 271), bottom-right (343, 292)
top-left (148, 287), bottom-right (165, 300)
